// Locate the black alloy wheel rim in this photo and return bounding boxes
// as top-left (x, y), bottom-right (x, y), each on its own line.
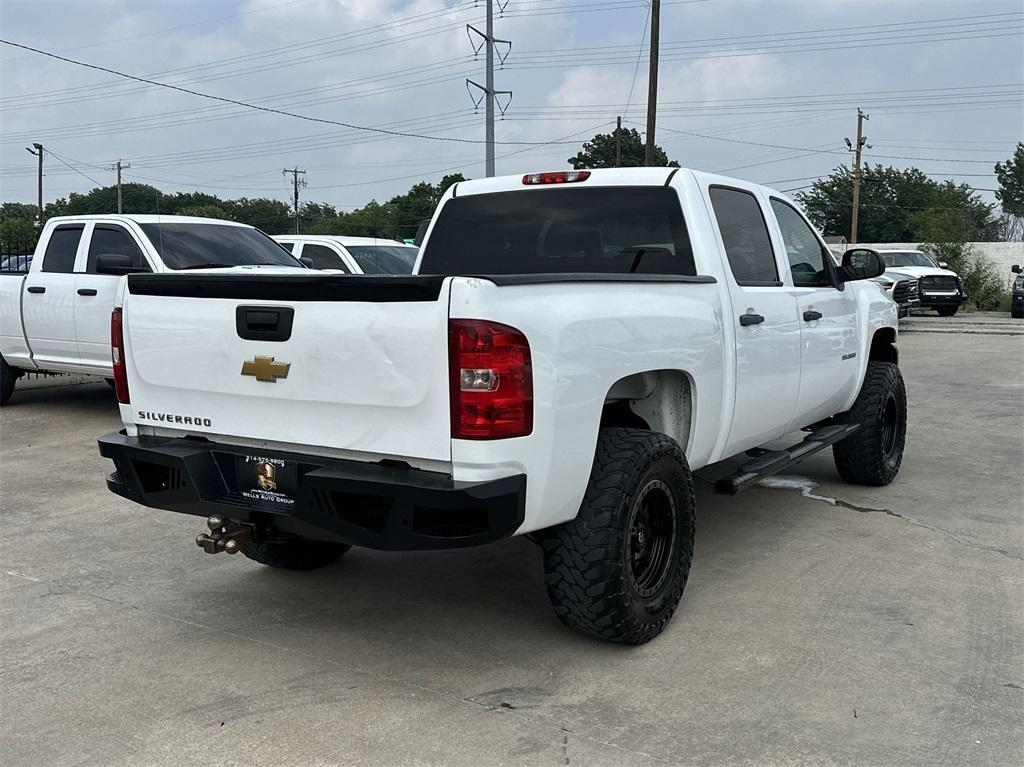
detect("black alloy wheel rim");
top-left (626, 479), bottom-right (677, 599)
top-left (881, 391), bottom-right (900, 459)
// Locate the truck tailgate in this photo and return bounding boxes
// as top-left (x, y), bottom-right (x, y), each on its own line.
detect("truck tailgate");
top-left (122, 274), bottom-right (453, 462)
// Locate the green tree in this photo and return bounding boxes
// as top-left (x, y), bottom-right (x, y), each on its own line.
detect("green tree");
top-left (994, 142), bottom-right (1024, 240)
top-left (0, 216), bottom-right (37, 254)
top-left (568, 128), bottom-right (679, 169)
top-left (796, 165), bottom-right (998, 242)
top-left (62, 183), bottom-right (163, 215)
top-left (177, 204), bottom-right (230, 220)
top-left (994, 142), bottom-right (1024, 217)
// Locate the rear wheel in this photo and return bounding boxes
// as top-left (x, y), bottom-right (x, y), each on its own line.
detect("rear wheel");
top-left (240, 538), bottom-right (350, 570)
top-left (542, 428), bottom-right (695, 645)
top-left (1, 357), bottom-right (15, 406)
top-left (833, 361), bottom-right (907, 486)
top-left (936, 305), bottom-right (959, 317)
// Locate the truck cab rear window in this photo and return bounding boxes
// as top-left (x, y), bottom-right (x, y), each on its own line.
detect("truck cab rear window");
top-left (419, 187), bottom-right (695, 276)
top-left (139, 223), bottom-right (300, 270)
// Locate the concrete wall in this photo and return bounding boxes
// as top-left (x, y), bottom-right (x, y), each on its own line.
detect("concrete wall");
top-left (827, 242), bottom-right (1024, 287)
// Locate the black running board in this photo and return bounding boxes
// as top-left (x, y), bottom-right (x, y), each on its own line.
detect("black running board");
top-left (715, 423), bottom-right (861, 495)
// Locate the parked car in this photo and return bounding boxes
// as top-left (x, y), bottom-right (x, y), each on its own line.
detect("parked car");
top-left (877, 250), bottom-right (964, 316)
top-left (273, 235), bottom-right (418, 274)
top-left (98, 168), bottom-right (903, 644)
top-left (872, 270), bottom-right (920, 317)
top-left (0, 254), bottom-right (33, 272)
top-left (1012, 264), bottom-right (1023, 319)
top-left (0, 214), bottom-right (303, 405)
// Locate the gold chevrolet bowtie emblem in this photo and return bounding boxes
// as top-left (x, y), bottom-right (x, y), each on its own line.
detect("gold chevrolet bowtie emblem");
top-left (240, 355), bottom-right (290, 382)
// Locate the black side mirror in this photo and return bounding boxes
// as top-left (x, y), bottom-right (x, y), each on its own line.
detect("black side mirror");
top-left (1012, 264), bottom-right (1021, 274)
top-left (413, 219), bottom-right (430, 247)
top-left (938, 261), bottom-right (949, 269)
top-left (299, 256), bottom-right (315, 269)
top-left (839, 248), bottom-right (885, 282)
top-left (95, 253), bottom-right (148, 275)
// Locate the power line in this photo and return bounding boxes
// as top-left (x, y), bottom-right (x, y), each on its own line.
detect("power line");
top-left (0, 38), bottom-right (586, 148)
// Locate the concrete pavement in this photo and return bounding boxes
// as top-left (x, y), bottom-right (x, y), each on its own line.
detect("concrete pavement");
top-left (2, 329), bottom-right (1022, 766)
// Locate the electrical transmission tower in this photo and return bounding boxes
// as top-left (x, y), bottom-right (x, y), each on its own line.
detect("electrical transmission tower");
top-left (466, 0), bottom-right (512, 177)
top-left (111, 158), bottom-right (131, 213)
top-left (282, 167), bottom-right (307, 234)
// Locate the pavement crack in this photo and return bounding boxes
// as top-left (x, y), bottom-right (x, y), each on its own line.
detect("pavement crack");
top-left (759, 475), bottom-right (1022, 562)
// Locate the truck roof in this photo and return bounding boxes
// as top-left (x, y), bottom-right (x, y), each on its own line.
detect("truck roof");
top-left (44, 214), bottom-right (253, 228)
top-left (451, 167), bottom-right (791, 200)
top-left (273, 235), bottom-right (411, 246)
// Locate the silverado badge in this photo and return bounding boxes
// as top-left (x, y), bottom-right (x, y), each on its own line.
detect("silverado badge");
top-left (255, 461), bottom-right (277, 491)
top-left (241, 355), bottom-right (290, 382)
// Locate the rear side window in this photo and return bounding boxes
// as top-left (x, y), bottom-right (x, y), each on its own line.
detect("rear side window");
top-left (709, 187), bottom-right (779, 286)
top-left (41, 225), bottom-right (84, 273)
top-left (138, 223), bottom-right (300, 270)
top-left (302, 244), bottom-right (348, 271)
top-left (86, 225), bottom-right (149, 273)
top-left (277, 241), bottom-right (294, 252)
top-left (420, 187), bottom-right (695, 276)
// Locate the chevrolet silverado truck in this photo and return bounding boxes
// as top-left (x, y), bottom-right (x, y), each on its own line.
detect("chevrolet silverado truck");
top-left (0, 214), bottom-right (302, 405)
top-left (877, 249), bottom-right (964, 316)
top-left (97, 168), bottom-right (906, 644)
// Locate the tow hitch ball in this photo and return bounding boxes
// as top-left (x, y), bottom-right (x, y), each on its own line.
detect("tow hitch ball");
top-left (195, 515), bottom-right (254, 555)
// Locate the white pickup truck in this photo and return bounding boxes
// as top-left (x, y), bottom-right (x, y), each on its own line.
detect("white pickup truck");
top-left (0, 214), bottom-right (302, 405)
top-left (97, 168), bottom-right (906, 644)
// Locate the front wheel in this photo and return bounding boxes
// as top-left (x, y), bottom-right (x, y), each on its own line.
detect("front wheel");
top-left (542, 428), bottom-right (695, 645)
top-left (0, 357), bottom-right (15, 406)
top-left (833, 361), bottom-right (907, 486)
top-left (936, 305), bottom-right (959, 317)
top-left (240, 538), bottom-right (351, 570)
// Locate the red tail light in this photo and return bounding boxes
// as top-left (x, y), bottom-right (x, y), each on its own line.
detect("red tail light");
top-left (111, 307), bottom-right (129, 404)
top-left (522, 170), bottom-right (591, 185)
top-left (449, 319), bottom-right (532, 439)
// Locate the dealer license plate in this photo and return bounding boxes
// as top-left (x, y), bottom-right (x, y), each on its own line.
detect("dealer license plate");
top-left (234, 454), bottom-right (298, 509)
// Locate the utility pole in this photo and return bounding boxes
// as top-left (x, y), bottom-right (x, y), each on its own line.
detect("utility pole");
top-left (282, 167), bottom-right (306, 234)
top-left (466, 1), bottom-right (511, 177)
top-left (111, 158), bottom-right (131, 214)
top-left (644, 0), bottom-right (660, 166)
top-left (615, 115), bottom-right (622, 167)
top-left (25, 143), bottom-right (43, 227)
top-left (846, 108), bottom-right (870, 244)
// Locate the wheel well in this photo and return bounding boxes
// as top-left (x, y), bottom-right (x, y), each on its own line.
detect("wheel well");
top-left (601, 370), bottom-right (693, 452)
top-left (869, 327), bottom-right (898, 365)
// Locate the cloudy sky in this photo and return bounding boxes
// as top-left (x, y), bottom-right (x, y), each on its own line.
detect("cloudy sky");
top-left (1, 0), bottom-right (1021, 212)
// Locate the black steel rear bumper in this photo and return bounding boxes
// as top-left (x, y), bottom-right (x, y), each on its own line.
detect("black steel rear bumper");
top-left (98, 431), bottom-right (525, 551)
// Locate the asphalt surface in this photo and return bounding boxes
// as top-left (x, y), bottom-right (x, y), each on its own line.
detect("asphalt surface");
top-left (2, 322), bottom-right (1022, 766)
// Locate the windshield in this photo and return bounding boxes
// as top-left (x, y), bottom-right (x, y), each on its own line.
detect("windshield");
top-left (420, 187), bottom-right (695, 276)
top-left (345, 245), bottom-right (418, 274)
top-left (138, 223), bottom-right (301, 270)
top-left (881, 251), bottom-right (937, 268)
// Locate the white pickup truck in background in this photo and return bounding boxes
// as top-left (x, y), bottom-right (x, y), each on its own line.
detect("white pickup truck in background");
top-left (273, 235), bottom-right (419, 274)
top-left (98, 168), bottom-right (906, 644)
top-left (0, 215), bottom-right (303, 405)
